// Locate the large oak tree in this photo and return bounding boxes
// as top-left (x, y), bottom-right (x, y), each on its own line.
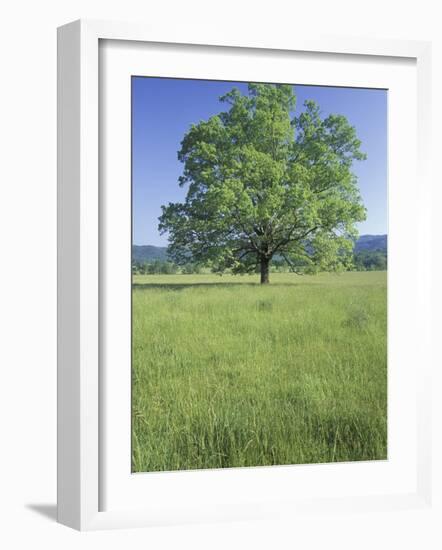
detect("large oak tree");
top-left (159, 84), bottom-right (366, 283)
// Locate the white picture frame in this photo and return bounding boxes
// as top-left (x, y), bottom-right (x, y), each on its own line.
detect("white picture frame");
top-left (57, 19), bottom-right (434, 531)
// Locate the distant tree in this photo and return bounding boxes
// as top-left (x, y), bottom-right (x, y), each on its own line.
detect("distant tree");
top-left (354, 250), bottom-right (387, 271)
top-left (145, 260), bottom-right (172, 274)
top-left (160, 84), bottom-right (366, 283)
top-left (162, 261), bottom-right (179, 274)
top-left (181, 263), bottom-right (202, 275)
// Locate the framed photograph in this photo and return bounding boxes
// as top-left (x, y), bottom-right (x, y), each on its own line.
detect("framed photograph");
top-left (57, 20), bottom-right (433, 530)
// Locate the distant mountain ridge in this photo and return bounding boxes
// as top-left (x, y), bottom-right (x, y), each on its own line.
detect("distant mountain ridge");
top-left (354, 234), bottom-right (387, 253)
top-left (132, 245), bottom-right (169, 262)
top-left (133, 235), bottom-right (387, 262)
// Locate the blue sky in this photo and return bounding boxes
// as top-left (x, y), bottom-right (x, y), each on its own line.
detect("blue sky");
top-left (132, 77), bottom-right (387, 246)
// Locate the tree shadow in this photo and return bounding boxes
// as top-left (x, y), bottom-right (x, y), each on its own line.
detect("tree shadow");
top-left (132, 282), bottom-right (306, 292)
top-left (25, 503), bottom-right (57, 522)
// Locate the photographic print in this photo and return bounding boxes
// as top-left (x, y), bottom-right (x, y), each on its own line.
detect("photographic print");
top-left (131, 77), bottom-right (387, 473)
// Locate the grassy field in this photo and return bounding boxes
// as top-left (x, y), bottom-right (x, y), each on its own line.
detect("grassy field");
top-left (132, 271), bottom-right (387, 472)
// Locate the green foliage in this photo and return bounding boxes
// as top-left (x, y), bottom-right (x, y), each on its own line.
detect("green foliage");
top-left (132, 260), bottom-right (205, 275)
top-left (159, 84), bottom-right (367, 283)
top-left (132, 271), bottom-right (387, 471)
top-left (181, 262), bottom-right (203, 274)
top-left (132, 260), bottom-right (179, 275)
top-left (354, 250), bottom-right (387, 271)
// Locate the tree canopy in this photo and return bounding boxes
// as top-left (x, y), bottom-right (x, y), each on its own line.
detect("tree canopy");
top-left (159, 83), bottom-right (367, 283)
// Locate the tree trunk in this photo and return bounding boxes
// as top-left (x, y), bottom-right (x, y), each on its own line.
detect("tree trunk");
top-left (260, 257), bottom-right (270, 284)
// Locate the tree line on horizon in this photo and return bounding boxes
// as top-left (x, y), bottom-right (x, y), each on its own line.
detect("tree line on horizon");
top-left (132, 247), bottom-right (387, 276)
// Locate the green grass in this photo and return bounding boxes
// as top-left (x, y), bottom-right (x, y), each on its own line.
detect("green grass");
top-left (132, 271), bottom-right (387, 472)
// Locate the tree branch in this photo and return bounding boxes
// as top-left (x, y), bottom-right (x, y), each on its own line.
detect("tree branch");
top-left (279, 252), bottom-right (304, 275)
top-left (273, 226), bottom-right (318, 255)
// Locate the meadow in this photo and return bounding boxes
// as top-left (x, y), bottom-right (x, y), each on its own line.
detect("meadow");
top-left (132, 271), bottom-right (387, 472)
